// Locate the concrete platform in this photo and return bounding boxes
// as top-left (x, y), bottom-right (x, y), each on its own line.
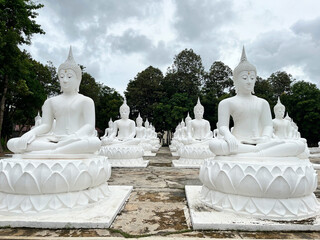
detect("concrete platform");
top-left (0, 186), bottom-right (132, 229)
top-left (108, 159), bottom-right (149, 168)
top-left (172, 160), bottom-right (203, 168)
top-left (185, 185), bottom-right (320, 231)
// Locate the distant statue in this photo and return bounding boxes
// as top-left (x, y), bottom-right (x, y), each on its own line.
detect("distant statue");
top-left (209, 47), bottom-right (306, 158)
top-left (101, 118), bottom-right (114, 145)
top-left (7, 47), bottom-right (101, 155)
top-left (103, 98), bottom-right (139, 145)
top-left (185, 98), bottom-right (213, 145)
top-left (272, 97), bottom-right (300, 139)
top-left (31, 111), bottom-right (42, 129)
top-left (135, 113), bottom-right (146, 139)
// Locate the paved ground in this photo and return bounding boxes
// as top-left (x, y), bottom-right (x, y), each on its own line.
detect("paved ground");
top-left (0, 147), bottom-right (320, 239)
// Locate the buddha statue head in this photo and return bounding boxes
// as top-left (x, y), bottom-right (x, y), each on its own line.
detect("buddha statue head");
top-left (181, 119), bottom-right (185, 128)
top-left (120, 97), bottom-right (130, 120)
top-left (136, 113), bottom-right (143, 127)
top-left (58, 46), bottom-right (82, 93)
top-left (145, 119), bottom-right (150, 128)
top-left (233, 47), bottom-right (257, 94)
top-left (194, 98), bottom-right (204, 120)
top-left (108, 118), bottom-right (114, 128)
top-left (274, 97), bottom-right (285, 119)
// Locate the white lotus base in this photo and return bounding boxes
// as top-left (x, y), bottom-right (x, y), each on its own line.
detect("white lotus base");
top-left (108, 159), bottom-right (149, 168)
top-left (172, 159), bottom-right (206, 168)
top-left (185, 186), bottom-right (320, 231)
top-left (0, 186), bottom-right (132, 229)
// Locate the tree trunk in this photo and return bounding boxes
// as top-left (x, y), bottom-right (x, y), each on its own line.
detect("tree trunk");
top-left (0, 75), bottom-right (9, 152)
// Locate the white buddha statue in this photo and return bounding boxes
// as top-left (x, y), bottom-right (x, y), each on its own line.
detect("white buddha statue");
top-left (198, 47), bottom-right (319, 220)
top-left (135, 113), bottom-right (155, 156)
top-left (185, 98), bottom-right (213, 145)
top-left (7, 47), bottom-right (101, 155)
top-left (103, 99), bottom-right (139, 146)
top-left (209, 48), bottom-right (305, 158)
top-left (99, 100), bottom-right (146, 167)
top-left (1, 47), bottom-right (112, 213)
top-left (31, 111), bottom-right (42, 129)
top-left (135, 113), bottom-right (146, 138)
top-left (173, 99), bottom-right (214, 168)
top-left (101, 118), bottom-right (114, 145)
top-left (273, 98), bottom-right (300, 139)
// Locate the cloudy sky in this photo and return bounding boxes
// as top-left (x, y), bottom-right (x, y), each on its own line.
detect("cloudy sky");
top-left (23, 0), bottom-right (320, 95)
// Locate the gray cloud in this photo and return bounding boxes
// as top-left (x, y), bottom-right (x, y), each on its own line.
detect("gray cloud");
top-left (173, 0), bottom-right (235, 41)
top-left (291, 17), bottom-right (320, 43)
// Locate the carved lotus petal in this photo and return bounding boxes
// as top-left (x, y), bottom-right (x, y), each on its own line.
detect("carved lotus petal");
top-left (229, 165), bottom-right (245, 189)
top-left (30, 195), bottom-right (51, 212)
top-left (7, 194), bottom-right (24, 211)
top-left (228, 195), bottom-right (249, 212)
top-left (255, 167), bottom-right (273, 192)
top-left (0, 172), bottom-right (13, 193)
top-left (61, 163), bottom-right (79, 187)
top-left (280, 198), bottom-right (299, 215)
top-left (88, 161), bottom-right (98, 179)
top-left (302, 195), bottom-right (318, 211)
top-left (48, 196), bottom-right (63, 210)
top-left (24, 162), bottom-right (35, 172)
top-left (221, 163), bottom-right (231, 172)
top-left (252, 198), bottom-right (276, 215)
top-left (282, 167), bottom-right (297, 190)
top-left (271, 166), bottom-right (282, 176)
top-left (297, 200), bottom-right (308, 214)
top-left (238, 174), bottom-right (262, 196)
top-left (272, 201), bottom-right (286, 216)
top-left (292, 176), bottom-right (309, 197)
top-left (32, 163), bottom-right (51, 184)
top-left (296, 167), bottom-right (304, 175)
top-left (266, 176), bottom-right (291, 198)
top-left (199, 167), bottom-right (214, 189)
top-left (94, 168), bottom-right (108, 186)
top-left (9, 164), bottom-right (23, 185)
top-left (4, 162), bottom-right (12, 172)
top-left (0, 161), bottom-right (3, 171)
top-left (77, 192), bottom-right (89, 205)
top-left (51, 163), bottom-right (63, 172)
top-left (85, 188), bottom-right (98, 202)
top-left (214, 171), bottom-right (235, 194)
top-left (57, 192), bottom-right (77, 208)
top-left (14, 172), bottom-right (41, 194)
top-left (73, 171), bottom-right (92, 191)
top-left (43, 172), bottom-right (69, 194)
top-left (244, 199), bottom-right (256, 214)
top-left (244, 166), bottom-right (256, 175)
top-left (20, 198), bottom-right (33, 213)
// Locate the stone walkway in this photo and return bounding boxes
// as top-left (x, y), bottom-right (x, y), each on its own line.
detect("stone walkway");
top-left (0, 147), bottom-right (320, 239)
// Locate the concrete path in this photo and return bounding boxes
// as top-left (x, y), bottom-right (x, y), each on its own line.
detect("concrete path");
top-left (0, 147), bottom-right (319, 239)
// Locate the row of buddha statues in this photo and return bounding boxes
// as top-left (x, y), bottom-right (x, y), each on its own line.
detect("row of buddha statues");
top-left (0, 46), bottom-right (318, 222)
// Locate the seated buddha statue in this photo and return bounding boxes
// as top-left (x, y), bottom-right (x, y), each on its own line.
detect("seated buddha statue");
top-left (7, 47), bottom-right (101, 155)
top-left (209, 47), bottom-right (306, 158)
top-left (135, 113), bottom-right (146, 139)
top-left (185, 98), bottom-right (213, 145)
top-left (103, 98), bottom-right (139, 146)
top-left (101, 118), bottom-right (114, 145)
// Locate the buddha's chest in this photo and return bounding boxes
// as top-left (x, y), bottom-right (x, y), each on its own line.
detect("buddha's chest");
top-left (52, 97), bottom-right (82, 119)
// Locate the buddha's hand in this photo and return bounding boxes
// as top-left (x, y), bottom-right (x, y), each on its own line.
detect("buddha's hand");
top-left (225, 134), bottom-right (238, 153)
top-left (57, 134), bottom-right (79, 147)
top-left (18, 132), bottom-right (36, 150)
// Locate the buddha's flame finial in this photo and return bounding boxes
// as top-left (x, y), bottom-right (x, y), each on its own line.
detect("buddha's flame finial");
top-left (240, 46), bottom-right (247, 62)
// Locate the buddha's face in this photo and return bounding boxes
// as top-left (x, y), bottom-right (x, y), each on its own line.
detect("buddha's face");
top-left (181, 122), bottom-right (185, 127)
top-left (275, 107), bottom-right (285, 119)
top-left (108, 122), bottom-right (114, 128)
top-left (59, 69), bottom-right (79, 93)
top-left (120, 108), bottom-right (129, 120)
top-left (236, 71), bottom-right (256, 94)
top-left (194, 108), bottom-right (204, 120)
top-left (145, 122), bottom-right (149, 128)
top-left (136, 119), bottom-right (142, 127)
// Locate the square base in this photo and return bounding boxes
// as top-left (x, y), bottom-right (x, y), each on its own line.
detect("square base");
top-left (172, 160), bottom-right (202, 168)
top-left (171, 152), bottom-right (179, 157)
top-left (185, 186), bottom-right (320, 231)
top-left (0, 186), bottom-right (133, 229)
top-left (143, 153), bottom-right (157, 157)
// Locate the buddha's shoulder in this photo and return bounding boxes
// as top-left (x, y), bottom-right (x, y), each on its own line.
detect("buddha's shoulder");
top-left (254, 96), bottom-right (270, 105)
top-left (218, 96), bottom-right (236, 105)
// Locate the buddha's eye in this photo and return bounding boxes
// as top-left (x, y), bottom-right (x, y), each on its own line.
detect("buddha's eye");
top-left (67, 74), bottom-right (73, 78)
top-left (60, 74), bottom-right (64, 78)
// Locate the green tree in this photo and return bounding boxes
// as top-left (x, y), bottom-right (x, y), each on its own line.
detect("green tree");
top-left (203, 61), bottom-right (233, 97)
top-left (268, 71), bottom-right (294, 97)
top-left (125, 66), bottom-right (163, 121)
top-left (0, 0), bottom-right (44, 152)
top-left (165, 49), bottom-right (204, 97)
